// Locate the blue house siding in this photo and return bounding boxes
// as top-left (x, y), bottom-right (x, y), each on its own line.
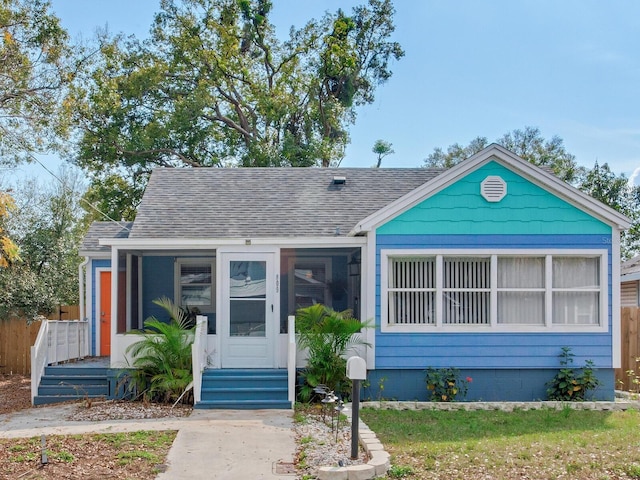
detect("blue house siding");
top-left (372, 233), bottom-right (614, 401)
top-left (142, 256), bottom-right (175, 321)
top-left (365, 369), bottom-right (615, 402)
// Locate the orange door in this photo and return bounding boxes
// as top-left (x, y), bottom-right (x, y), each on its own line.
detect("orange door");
top-left (99, 271), bottom-right (111, 356)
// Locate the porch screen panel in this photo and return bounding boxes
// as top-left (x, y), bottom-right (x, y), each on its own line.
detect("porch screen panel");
top-left (129, 255), bottom-right (141, 330)
top-left (388, 257), bottom-right (435, 325)
top-left (229, 260), bottom-right (267, 336)
top-left (443, 257), bottom-right (490, 325)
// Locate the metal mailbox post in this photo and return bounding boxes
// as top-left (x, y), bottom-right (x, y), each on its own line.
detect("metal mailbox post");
top-left (346, 356), bottom-right (367, 459)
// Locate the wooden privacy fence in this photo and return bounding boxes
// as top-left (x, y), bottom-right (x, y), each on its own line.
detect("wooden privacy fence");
top-left (0, 305), bottom-right (80, 375)
top-left (615, 306), bottom-right (640, 391)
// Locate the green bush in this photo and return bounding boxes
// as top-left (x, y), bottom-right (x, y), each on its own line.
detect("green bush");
top-left (426, 367), bottom-right (471, 402)
top-left (121, 297), bottom-right (195, 403)
top-left (295, 304), bottom-right (371, 402)
top-left (546, 347), bottom-right (600, 401)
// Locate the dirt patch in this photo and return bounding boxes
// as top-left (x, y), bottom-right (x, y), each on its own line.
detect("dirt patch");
top-left (0, 373), bottom-right (31, 415)
top-left (0, 375), bottom-right (189, 479)
top-left (0, 430), bottom-right (176, 479)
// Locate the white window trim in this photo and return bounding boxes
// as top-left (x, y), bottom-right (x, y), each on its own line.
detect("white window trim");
top-left (175, 257), bottom-right (216, 309)
top-left (380, 249), bottom-right (609, 333)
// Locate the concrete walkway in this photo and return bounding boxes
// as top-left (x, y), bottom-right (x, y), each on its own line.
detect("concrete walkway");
top-left (156, 409), bottom-right (296, 480)
top-left (0, 405), bottom-right (297, 479)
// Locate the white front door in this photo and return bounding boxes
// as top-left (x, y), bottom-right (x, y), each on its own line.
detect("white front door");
top-left (220, 252), bottom-right (277, 368)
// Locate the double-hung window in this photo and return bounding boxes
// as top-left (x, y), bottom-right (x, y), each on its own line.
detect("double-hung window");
top-left (382, 250), bottom-right (606, 332)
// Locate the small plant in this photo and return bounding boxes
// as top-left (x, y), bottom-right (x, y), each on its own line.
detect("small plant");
top-left (546, 347), bottom-right (601, 401)
top-left (625, 464), bottom-right (640, 479)
top-left (623, 357), bottom-right (640, 394)
top-left (388, 464), bottom-right (414, 478)
top-left (377, 376), bottom-right (387, 401)
top-left (425, 367), bottom-right (471, 402)
top-left (51, 450), bottom-right (75, 462)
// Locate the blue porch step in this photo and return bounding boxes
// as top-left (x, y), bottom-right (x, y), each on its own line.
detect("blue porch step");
top-left (196, 368), bottom-right (291, 409)
top-left (34, 365), bottom-right (110, 406)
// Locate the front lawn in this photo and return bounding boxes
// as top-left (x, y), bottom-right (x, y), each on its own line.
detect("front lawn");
top-left (361, 407), bottom-right (640, 479)
top-left (0, 430), bottom-right (176, 479)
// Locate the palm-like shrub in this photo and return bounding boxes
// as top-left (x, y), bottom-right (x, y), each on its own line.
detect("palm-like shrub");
top-left (296, 304), bottom-right (371, 402)
top-left (122, 297), bottom-right (195, 403)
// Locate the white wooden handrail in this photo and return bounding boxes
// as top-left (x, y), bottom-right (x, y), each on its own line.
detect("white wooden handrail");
top-left (30, 319), bottom-right (89, 404)
top-left (288, 315), bottom-right (296, 407)
top-left (191, 315), bottom-right (208, 404)
top-left (30, 320), bottom-right (49, 404)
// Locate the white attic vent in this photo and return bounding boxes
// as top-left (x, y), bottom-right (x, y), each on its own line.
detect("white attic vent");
top-left (481, 176), bottom-right (507, 202)
top-left (332, 176), bottom-right (346, 185)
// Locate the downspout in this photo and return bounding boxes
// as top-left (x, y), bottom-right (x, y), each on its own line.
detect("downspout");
top-left (79, 256), bottom-right (90, 321)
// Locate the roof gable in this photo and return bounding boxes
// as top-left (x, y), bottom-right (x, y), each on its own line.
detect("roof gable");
top-left (352, 144), bottom-right (631, 234)
top-left (377, 161), bottom-right (611, 235)
top-left (80, 221), bottom-right (132, 255)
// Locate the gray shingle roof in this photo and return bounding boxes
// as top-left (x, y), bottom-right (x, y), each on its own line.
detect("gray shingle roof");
top-left (622, 255), bottom-right (640, 277)
top-left (80, 221), bottom-right (132, 253)
top-left (129, 168), bottom-right (443, 239)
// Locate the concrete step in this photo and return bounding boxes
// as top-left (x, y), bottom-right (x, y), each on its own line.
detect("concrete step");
top-left (37, 384), bottom-right (109, 396)
top-left (33, 394), bottom-right (107, 406)
top-left (198, 369), bottom-right (290, 409)
top-left (36, 365), bottom-right (110, 406)
top-left (200, 387), bottom-right (287, 401)
top-left (194, 399), bottom-right (292, 410)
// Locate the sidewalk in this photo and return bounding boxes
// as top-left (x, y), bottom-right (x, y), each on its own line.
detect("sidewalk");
top-left (0, 405), bottom-right (297, 479)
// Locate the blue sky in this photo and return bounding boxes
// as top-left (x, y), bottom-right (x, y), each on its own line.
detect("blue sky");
top-left (15, 0), bottom-right (640, 183)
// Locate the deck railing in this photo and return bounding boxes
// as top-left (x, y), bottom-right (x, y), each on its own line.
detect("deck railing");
top-left (30, 319), bottom-right (89, 403)
top-left (191, 315), bottom-right (208, 403)
top-left (288, 315), bottom-right (296, 406)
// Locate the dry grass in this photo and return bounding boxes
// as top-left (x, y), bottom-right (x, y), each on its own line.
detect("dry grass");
top-left (363, 407), bottom-right (640, 479)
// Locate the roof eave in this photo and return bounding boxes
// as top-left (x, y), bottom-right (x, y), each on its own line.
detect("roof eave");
top-left (100, 236), bottom-right (367, 250)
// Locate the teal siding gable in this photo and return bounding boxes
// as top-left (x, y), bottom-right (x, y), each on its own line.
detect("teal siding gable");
top-left (377, 161), bottom-right (611, 235)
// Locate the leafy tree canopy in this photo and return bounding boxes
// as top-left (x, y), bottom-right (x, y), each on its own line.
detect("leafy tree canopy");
top-left (423, 126), bottom-right (582, 183)
top-left (579, 162), bottom-right (640, 259)
top-left (0, 0), bottom-right (77, 166)
top-left (71, 0), bottom-right (404, 218)
top-left (372, 139), bottom-right (394, 168)
top-left (0, 168), bottom-right (87, 319)
top-left (0, 190), bottom-right (19, 267)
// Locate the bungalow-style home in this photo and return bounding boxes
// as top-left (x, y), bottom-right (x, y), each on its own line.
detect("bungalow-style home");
top-left (621, 255), bottom-right (640, 306)
top-left (76, 144), bottom-right (630, 405)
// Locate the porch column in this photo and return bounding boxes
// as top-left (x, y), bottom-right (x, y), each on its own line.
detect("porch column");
top-left (110, 246), bottom-right (119, 367)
